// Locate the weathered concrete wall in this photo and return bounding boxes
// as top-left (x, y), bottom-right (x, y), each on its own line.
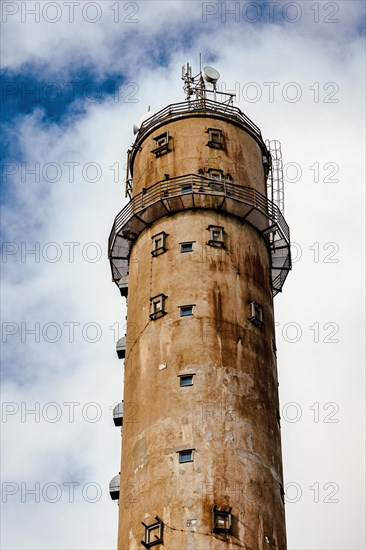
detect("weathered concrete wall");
top-left (117, 114), bottom-right (286, 549)
top-left (131, 116), bottom-right (267, 197)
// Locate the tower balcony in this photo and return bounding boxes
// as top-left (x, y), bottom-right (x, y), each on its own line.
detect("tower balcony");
top-left (108, 174), bottom-right (291, 296)
top-left (132, 98), bottom-right (264, 153)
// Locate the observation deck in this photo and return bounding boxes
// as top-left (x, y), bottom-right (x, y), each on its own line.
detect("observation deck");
top-left (131, 98), bottom-right (266, 160)
top-left (108, 174), bottom-right (291, 297)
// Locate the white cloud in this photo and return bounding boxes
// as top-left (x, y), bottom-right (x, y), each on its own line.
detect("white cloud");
top-left (1, 1), bottom-right (365, 549)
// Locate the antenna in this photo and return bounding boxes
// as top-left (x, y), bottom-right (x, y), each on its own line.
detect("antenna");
top-left (201, 66), bottom-right (220, 84)
top-left (181, 61), bottom-right (234, 105)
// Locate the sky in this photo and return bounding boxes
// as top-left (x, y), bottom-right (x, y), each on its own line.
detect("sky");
top-left (0, 1), bottom-right (365, 549)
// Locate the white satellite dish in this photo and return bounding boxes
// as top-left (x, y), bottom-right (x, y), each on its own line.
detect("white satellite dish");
top-left (201, 66), bottom-right (220, 84)
top-left (133, 109), bottom-right (154, 134)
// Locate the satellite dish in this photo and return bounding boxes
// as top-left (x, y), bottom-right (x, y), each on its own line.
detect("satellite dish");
top-left (133, 109), bottom-right (154, 134)
top-left (202, 66), bottom-right (220, 84)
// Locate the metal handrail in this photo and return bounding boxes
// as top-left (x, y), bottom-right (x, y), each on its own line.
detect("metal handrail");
top-left (135, 99), bottom-right (263, 143)
top-left (108, 174), bottom-right (291, 295)
top-left (109, 174), bottom-right (289, 250)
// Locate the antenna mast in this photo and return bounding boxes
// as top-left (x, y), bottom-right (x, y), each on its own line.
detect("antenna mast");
top-left (181, 61), bottom-right (235, 105)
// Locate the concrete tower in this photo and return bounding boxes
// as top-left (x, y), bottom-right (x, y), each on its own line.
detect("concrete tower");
top-left (109, 64), bottom-right (291, 550)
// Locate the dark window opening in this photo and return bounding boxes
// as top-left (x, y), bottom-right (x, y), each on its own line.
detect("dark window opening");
top-left (179, 305), bottom-right (194, 317)
top-left (179, 374), bottom-right (194, 386)
top-left (178, 449), bottom-right (194, 463)
top-left (180, 242), bottom-right (194, 253)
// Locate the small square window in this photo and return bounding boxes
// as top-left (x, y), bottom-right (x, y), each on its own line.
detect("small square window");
top-left (151, 231), bottom-right (167, 256)
top-left (249, 301), bottom-right (263, 328)
top-left (141, 516), bottom-right (164, 548)
top-left (213, 506), bottom-right (232, 534)
top-left (150, 294), bottom-right (167, 320)
top-left (178, 449), bottom-right (194, 463)
top-left (207, 225), bottom-right (225, 247)
top-left (180, 242), bottom-right (194, 253)
top-left (207, 128), bottom-right (224, 149)
top-left (151, 131), bottom-right (171, 157)
top-left (208, 168), bottom-right (223, 181)
top-left (179, 305), bottom-right (194, 317)
top-left (179, 374), bottom-right (194, 386)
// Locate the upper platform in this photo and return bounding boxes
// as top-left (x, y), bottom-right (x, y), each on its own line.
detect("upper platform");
top-left (131, 98), bottom-right (266, 166)
top-left (110, 71), bottom-right (291, 297)
top-left (108, 174), bottom-right (291, 297)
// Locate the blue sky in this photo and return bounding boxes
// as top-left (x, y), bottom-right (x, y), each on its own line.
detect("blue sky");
top-left (1, 1), bottom-right (365, 549)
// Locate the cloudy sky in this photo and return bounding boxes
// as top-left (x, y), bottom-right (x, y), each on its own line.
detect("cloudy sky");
top-left (1, 1), bottom-right (365, 549)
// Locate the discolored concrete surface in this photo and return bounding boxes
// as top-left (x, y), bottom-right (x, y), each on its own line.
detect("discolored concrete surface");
top-left (116, 111), bottom-right (287, 550)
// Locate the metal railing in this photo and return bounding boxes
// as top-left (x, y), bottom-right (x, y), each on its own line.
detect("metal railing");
top-left (135, 99), bottom-right (262, 143)
top-left (108, 174), bottom-right (291, 296)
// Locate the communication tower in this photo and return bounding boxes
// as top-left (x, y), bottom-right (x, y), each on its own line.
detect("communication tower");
top-left (108, 62), bottom-right (291, 549)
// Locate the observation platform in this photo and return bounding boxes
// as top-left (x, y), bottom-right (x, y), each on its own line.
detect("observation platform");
top-left (131, 98), bottom-right (265, 156)
top-left (108, 175), bottom-right (291, 297)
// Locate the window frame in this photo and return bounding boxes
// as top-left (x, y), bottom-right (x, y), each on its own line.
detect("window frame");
top-left (207, 225), bottom-right (225, 247)
top-left (207, 128), bottom-right (224, 149)
top-left (208, 168), bottom-right (223, 181)
top-left (178, 374), bottom-right (195, 386)
top-left (179, 305), bottom-right (195, 317)
top-left (249, 300), bottom-right (263, 328)
top-left (180, 241), bottom-right (194, 253)
top-left (151, 131), bottom-right (171, 157)
top-left (178, 449), bottom-right (194, 463)
top-left (212, 506), bottom-right (232, 534)
top-left (141, 516), bottom-right (164, 548)
top-left (150, 294), bottom-right (167, 320)
top-left (151, 231), bottom-right (167, 257)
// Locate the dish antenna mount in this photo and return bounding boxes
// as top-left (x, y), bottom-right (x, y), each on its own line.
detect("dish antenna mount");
top-left (133, 105), bottom-right (154, 135)
top-left (182, 61), bottom-right (234, 105)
